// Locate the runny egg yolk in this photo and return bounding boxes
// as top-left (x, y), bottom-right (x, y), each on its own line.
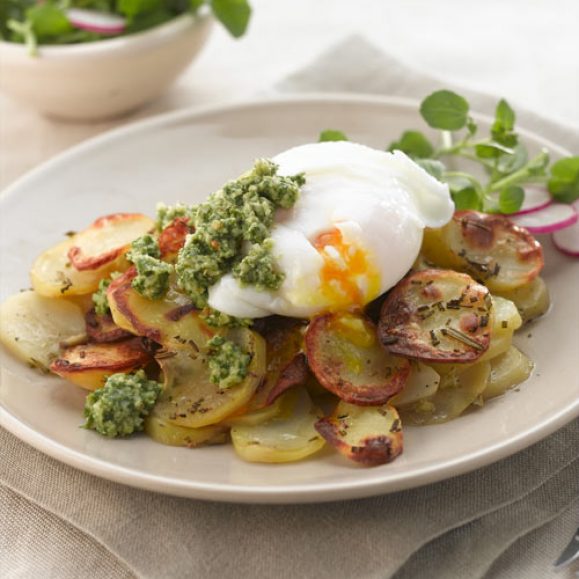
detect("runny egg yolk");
top-left (312, 227), bottom-right (381, 311)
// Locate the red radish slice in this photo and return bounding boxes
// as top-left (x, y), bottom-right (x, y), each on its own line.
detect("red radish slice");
top-left (552, 220), bottom-right (579, 257)
top-left (66, 9), bottom-right (126, 35)
top-left (511, 203), bottom-right (578, 234)
top-left (512, 187), bottom-right (552, 216)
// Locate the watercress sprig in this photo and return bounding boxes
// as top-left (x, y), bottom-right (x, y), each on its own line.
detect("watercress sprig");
top-left (320, 90), bottom-right (579, 215)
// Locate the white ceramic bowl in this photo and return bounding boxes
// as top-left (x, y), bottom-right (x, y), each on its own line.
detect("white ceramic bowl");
top-left (0, 13), bottom-right (212, 121)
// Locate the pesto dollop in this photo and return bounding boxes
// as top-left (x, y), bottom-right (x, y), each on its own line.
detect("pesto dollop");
top-left (207, 335), bottom-right (251, 389)
top-left (83, 370), bottom-right (162, 438)
top-left (127, 234), bottom-right (171, 300)
top-left (91, 272), bottom-right (120, 316)
top-left (174, 159), bottom-right (304, 308)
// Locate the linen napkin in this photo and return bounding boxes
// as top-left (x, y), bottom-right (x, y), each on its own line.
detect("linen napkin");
top-left (1, 37), bottom-right (579, 579)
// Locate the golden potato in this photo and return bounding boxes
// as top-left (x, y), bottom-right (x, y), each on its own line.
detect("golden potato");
top-left (379, 269), bottom-right (492, 363)
top-left (483, 346), bottom-right (533, 400)
top-left (306, 311), bottom-right (410, 405)
top-left (0, 290), bottom-right (86, 370)
top-left (231, 389), bottom-right (325, 463)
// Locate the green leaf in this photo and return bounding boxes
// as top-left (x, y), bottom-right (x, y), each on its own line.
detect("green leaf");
top-left (388, 130), bottom-right (434, 159)
top-left (415, 159), bottom-right (446, 181)
top-left (475, 141), bottom-right (514, 160)
top-left (497, 144), bottom-right (528, 174)
top-left (118, 0), bottom-right (162, 19)
top-left (210, 0), bottom-right (251, 38)
top-left (466, 117), bottom-right (478, 137)
top-left (419, 90), bottom-right (469, 131)
top-left (494, 99), bottom-right (515, 131)
top-left (498, 186), bottom-right (525, 214)
top-left (319, 129), bottom-right (348, 142)
top-left (26, 4), bottom-right (71, 39)
top-left (548, 156), bottom-right (579, 203)
top-left (452, 187), bottom-right (482, 211)
top-left (190, 0), bottom-right (205, 10)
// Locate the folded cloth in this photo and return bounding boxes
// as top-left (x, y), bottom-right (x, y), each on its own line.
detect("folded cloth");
top-left (1, 36), bottom-right (578, 579)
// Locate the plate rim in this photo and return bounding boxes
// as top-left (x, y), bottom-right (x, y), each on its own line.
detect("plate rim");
top-left (1, 93), bottom-right (578, 504)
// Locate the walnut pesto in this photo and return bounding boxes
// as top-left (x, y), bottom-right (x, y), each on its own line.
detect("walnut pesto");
top-left (83, 370), bottom-right (162, 438)
top-left (127, 235), bottom-right (171, 300)
top-left (207, 335), bottom-right (251, 389)
top-left (174, 159), bottom-right (304, 308)
top-left (92, 272), bottom-right (121, 316)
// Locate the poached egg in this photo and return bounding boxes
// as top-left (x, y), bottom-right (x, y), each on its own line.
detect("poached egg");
top-left (208, 141), bottom-right (454, 319)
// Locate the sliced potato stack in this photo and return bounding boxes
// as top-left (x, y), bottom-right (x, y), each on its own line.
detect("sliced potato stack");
top-left (378, 269), bottom-right (492, 364)
top-left (421, 210), bottom-right (544, 292)
top-left (31, 213), bottom-right (154, 297)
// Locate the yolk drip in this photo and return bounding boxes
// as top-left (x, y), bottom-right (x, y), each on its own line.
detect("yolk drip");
top-left (313, 227), bottom-right (380, 310)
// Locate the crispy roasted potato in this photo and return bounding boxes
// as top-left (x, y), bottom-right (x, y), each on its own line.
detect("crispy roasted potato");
top-left (67, 213), bottom-right (154, 271)
top-left (153, 328), bottom-right (266, 428)
top-left (250, 317), bottom-right (309, 408)
top-left (158, 217), bottom-right (193, 261)
top-left (315, 401), bottom-right (403, 466)
top-left (427, 211), bottom-right (544, 292)
top-left (305, 312), bottom-right (410, 405)
top-left (85, 309), bottom-right (133, 343)
top-left (31, 237), bottom-right (112, 297)
top-left (108, 269), bottom-right (214, 350)
top-left (483, 346), bottom-right (533, 400)
top-left (389, 362), bottom-right (441, 407)
top-left (0, 290), bottom-right (86, 370)
top-left (50, 337), bottom-right (153, 390)
top-left (231, 388), bottom-right (325, 463)
top-left (379, 269), bottom-right (492, 363)
top-left (496, 276), bottom-right (550, 323)
top-left (399, 361), bottom-right (491, 425)
top-left (144, 411), bottom-right (228, 448)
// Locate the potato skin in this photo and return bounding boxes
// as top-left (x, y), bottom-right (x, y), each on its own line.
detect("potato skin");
top-left (306, 312), bottom-right (409, 406)
top-left (50, 337), bottom-right (153, 390)
top-left (445, 211), bottom-right (544, 291)
top-left (85, 309), bottom-right (133, 343)
top-left (315, 402), bottom-right (403, 466)
top-left (378, 269), bottom-right (492, 363)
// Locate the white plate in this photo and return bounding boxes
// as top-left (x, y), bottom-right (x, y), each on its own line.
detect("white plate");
top-left (1, 95), bottom-right (578, 504)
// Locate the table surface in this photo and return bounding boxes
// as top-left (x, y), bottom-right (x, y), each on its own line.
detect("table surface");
top-left (1, 0), bottom-right (578, 191)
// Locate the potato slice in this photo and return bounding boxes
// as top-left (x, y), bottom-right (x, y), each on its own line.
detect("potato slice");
top-left (231, 388), bottom-right (325, 463)
top-left (85, 309), bottom-right (133, 343)
top-left (158, 217), bottom-right (193, 261)
top-left (50, 337), bottom-right (153, 390)
top-left (399, 361), bottom-right (491, 425)
top-left (31, 237), bottom-right (112, 297)
top-left (315, 401), bottom-right (403, 466)
top-left (305, 312), bottom-right (410, 405)
top-left (108, 269), bottom-right (214, 350)
top-left (67, 213), bottom-right (154, 271)
top-left (441, 211), bottom-right (544, 291)
top-left (379, 269), bottom-right (492, 363)
top-left (483, 346), bottom-right (533, 400)
top-left (0, 290), bottom-right (86, 370)
top-left (153, 328), bottom-right (265, 428)
top-left (251, 317), bottom-right (308, 408)
top-left (144, 411), bottom-right (228, 448)
top-left (389, 362), bottom-right (441, 407)
top-left (496, 276), bottom-right (550, 323)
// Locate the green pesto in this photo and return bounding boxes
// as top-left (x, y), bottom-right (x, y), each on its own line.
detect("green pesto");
top-left (200, 307), bottom-right (252, 329)
top-left (91, 272), bottom-right (120, 316)
top-left (174, 159), bottom-right (304, 308)
top-left (92, 278), bottom-right (112, 317)
top-left (207, 335), bottom-right (251, 389)
top-left (233, 239), bottom-right (284, 291)
top-left (127, 235), bottom-right (171, 300)
top-left (83, 370), bottom-right (162, 438)
top-left (155, 202), bottom-right (197, 231)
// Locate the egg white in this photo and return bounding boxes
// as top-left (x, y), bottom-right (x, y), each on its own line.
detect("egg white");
top-left (208, 141), bottom-right (454, 319)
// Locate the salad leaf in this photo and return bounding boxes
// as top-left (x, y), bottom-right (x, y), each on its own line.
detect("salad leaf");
top-left (548, 157), bottom-right (579, 203)
top-left (210, 0), bottom-right (251, 38)
top-left (388, 130), bottom-right (434, 159)
top-left (419, 90), bottom-right (470, 131)
top-left (498, 186), bottom-right (525, 214)
top-left (319, 129), bottom-right (349, 142)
